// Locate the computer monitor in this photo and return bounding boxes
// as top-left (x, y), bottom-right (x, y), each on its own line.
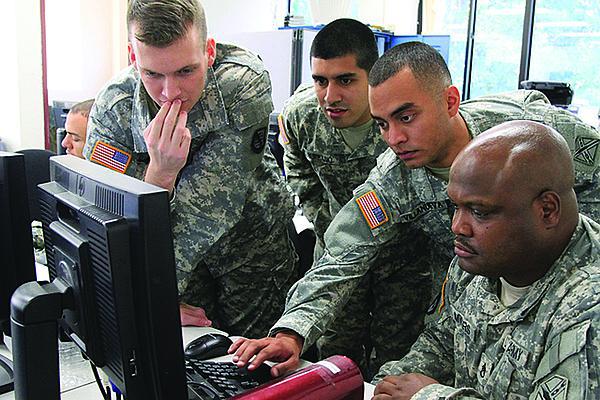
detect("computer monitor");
top-left (10, 155), bottom-right (187, 400)
top-left (0, 152), bottom-right (37, 394)
top-left (0, 152), bottom-right (36, 336)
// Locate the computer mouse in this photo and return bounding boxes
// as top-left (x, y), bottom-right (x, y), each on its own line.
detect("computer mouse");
top-left (184, 333), bottom-right (234, 360)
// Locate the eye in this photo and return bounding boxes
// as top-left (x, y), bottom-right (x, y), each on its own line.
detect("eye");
top-left (339, 77), bottom-right (352, 86)
top-left (313, 77), bottom-right (327, 87)
top-left (144, 70), bottom-right (160, 79)
top-left (375, 120), bottom-right (388, 131)
top-left (471, 208), bottom-right (488, 218)
top-left (177, 67), bottom-right (194, 76)
top-left (399, 113), bottom-right (415, 123)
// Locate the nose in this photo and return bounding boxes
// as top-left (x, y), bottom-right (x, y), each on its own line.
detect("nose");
top-left (384, 123), bottom-right (408, 147)
top-left (451, 208), bottom-right (473, 237)
top-left (162, 76), bottom-right (182, 101)
top-left (324, 84), bottom-right (341, 105)
top-left (61, 135), bottom-right (71, 151)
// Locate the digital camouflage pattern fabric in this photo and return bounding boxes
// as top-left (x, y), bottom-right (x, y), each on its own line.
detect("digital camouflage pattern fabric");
top-left (270, 90), bottom-right (600, 373)
top-left (282, 84), bottom-right (415, 376)
top-left (374, 215), bottom-right (600, 400)
top-left (84, 43), bottom-right (297, 338)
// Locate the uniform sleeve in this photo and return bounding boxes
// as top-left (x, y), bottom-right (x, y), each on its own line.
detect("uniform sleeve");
top-left (269, 178), bottom-right (403, 351)
top-left (83, 98), bottom-right (147, 179)
top-left (529, 308), bottom-right (600, 399)
top-left (171, 68), bottom-right (274, 294)
top-left (281, 108), bottom-right (326, 224)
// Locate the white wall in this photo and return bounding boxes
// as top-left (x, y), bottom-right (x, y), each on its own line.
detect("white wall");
top-left (46, 0), bottom-right (128, 103)
top-left (203, 0), bottom-right (283, 38)
top-left (0, 0), bottom-right (45, 151)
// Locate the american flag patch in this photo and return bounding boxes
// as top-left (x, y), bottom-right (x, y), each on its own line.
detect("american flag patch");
top-left (278, 114), bottom-right (290, 145)
top-left (356, 190), bottom-right (388, 229)
top-left (90, 141), bottom-right (131, 174)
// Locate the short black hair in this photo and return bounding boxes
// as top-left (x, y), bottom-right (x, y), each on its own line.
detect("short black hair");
top-left (369, 41), bottom-right (452, 92)
top-left (310, 18), bottom-right (379, 72)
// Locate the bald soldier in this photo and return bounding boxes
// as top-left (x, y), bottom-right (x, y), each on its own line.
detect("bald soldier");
top-left (83, 0), bottom-right (297, 337)
top-left (372, 120), bottom-right (600, 399)
top-left (230, 41), bottom-right (600, 379)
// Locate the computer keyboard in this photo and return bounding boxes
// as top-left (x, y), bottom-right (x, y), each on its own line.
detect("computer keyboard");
top-left (186, 358), bottom-right (273, 400)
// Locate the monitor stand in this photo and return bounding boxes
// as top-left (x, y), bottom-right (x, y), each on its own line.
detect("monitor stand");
top-left (0, 353), bottom-right (14, 394)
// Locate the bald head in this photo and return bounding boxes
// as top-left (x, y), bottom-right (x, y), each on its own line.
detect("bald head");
top-left (448, 120), bottom-right (579, 284)
top-left (457, 120), bottom-right (576, 201)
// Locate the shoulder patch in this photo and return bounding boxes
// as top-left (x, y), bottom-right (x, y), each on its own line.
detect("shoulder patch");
top-left (534, 375), bottom-right (568, 400)
top-left (356, 190), bottom-right (389, 229)
top-left (278, 114), bottom-right (290, 145)
top-left (251, 127), bottom-right (267, 154)
top-left (574, 137), bottom-right (599, 167)
top-left (90, 141), bottom-right (131, 174)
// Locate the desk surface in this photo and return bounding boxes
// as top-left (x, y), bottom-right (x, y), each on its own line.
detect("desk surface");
top-left (1, 327), bottom-right (375, 399)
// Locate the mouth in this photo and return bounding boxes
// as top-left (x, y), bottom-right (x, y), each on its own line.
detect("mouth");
top-left (454, 239), bottom-right (477, 257)
top-left (325, 107), bottom-right (348, 119)
top-left (395, 150), bottom-right (418, 161)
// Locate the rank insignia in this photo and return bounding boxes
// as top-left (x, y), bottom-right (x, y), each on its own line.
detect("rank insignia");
top-left (278, 114), bottom-right (290, 145)
top-left (574, 137), bottom-right (599, 166)
top-left (90, 141), bottom-right (131, 174)
top-left (535, 375), bottom-right (568, 400)
top-left (356, 190), bottom-right (388, 229)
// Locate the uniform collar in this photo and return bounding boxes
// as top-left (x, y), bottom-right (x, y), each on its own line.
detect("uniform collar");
top-left (130, 67), bottom-right (228, 153)
top-left (478, 217), bottom-right (588, 324)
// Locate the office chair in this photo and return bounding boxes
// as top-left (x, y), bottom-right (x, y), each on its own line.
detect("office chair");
top-left (15, 149), bottom-right (55, 222)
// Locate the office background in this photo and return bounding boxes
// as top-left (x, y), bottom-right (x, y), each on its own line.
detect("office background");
top-left (1, 0), bottom-right (598, 152)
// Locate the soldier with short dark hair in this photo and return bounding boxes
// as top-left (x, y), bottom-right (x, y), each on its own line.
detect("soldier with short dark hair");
top-left (83, 0), bottom-right (297, 338)
top-left (280, 18), bottom-right (427, 377)
top-left (61, 99), bottom-right (94, 158)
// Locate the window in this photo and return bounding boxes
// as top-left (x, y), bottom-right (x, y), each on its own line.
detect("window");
top-left (529, 0), bottom-right (600, 106)
top-left (469, 0), bottom-right (525, 98)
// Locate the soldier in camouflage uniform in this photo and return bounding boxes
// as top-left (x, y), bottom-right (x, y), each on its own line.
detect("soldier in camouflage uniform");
top-left (83, 0), bottom-right (297, 338)
top-left (280, 19), bottom-right (426, 377)
top-left (372, 121), bottom-right (600, 400)
top-left (230, 41), bottom-right (600, 379)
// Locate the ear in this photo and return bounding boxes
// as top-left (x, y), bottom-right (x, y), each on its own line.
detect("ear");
top-left (128, 42), bottom-right (136, 67)
top-left (205, 38), bottom-right (216, 67)
top-left (536, 191), bottom-right (561, 229)
top-left (445, 85), bottom-right (461, 117)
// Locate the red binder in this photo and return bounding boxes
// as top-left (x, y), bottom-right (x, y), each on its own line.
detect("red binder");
top-left (232, 355), bottom-right (364, 400)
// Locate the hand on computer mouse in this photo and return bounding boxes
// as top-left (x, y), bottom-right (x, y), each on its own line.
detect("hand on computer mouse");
top-left (180, 303), bottom-right (212, 327)
top-left (184, 333), bottom-right (233, 360)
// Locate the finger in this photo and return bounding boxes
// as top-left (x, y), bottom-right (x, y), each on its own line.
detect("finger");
top-left (229, 338), bottom-right (249, 355)
top-left (269, 356), bottom-right (299, 377)
top-left (374, 380), bottom-right (395, 396)
top-left (147, 101), bottom-right (171, 144)
top-left (161, 99), bottom-right (181, 145)
top-left (236, 341), bottom-right (267, 365)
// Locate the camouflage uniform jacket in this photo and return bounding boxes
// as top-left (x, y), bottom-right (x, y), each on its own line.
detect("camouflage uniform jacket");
top-left (281, 84), bottom-right (388, 241)
top-left (270, 90), bottom-right (600, 351)
top-left (373, 215), bottom-right (600, 399)
top-left (84, 43), bottom-right (294, 293)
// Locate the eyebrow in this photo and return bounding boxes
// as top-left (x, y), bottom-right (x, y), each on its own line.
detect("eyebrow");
top-left (311, 72), bottom-right (358, 80)
top-left (141, 63), bottom-right (201, 75)
top-left (65, 131), bottom-right (82, 138)
top-left (371, 102), bottom-right (416, 120)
